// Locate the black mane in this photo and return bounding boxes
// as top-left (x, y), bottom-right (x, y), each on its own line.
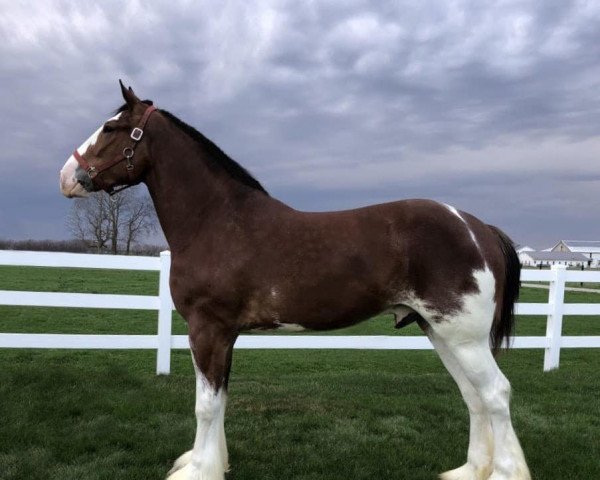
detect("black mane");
top-left (115, 101), bottom-right (269, 196)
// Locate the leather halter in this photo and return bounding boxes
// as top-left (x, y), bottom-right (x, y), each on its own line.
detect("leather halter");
top-left (73, 104), bottom-right (157, 195)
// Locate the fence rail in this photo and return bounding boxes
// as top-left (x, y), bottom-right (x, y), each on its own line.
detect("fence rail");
top-left (1, 250), bottom-right (599, 374)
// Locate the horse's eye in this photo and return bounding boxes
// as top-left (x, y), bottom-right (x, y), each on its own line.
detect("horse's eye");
top-left (102, 125), bottom-right (114, 133)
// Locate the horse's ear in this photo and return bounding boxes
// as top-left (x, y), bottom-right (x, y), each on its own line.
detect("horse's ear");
top-left (119, 79), bottom-right (140, 108)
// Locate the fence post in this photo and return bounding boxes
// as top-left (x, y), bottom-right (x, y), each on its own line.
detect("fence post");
top-left (543, 264), bottom-right (566, 371)
top-left (156, 250), bottom-right (172, 375)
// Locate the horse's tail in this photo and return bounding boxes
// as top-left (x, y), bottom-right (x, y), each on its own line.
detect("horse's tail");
top-left (488, 224), bottom-right (521, 356)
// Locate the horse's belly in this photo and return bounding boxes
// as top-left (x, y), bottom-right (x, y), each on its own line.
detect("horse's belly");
top-left (275, 294), bottom-right (386, 331)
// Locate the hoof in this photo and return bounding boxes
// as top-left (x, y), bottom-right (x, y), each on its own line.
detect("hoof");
top-left (165, 464), bottom-right (186, 480)
top-left (166, 463), bottom-right (192, 480)
top-left (487, 468), bottom-right (531, 480)
top-left (167, 450), bottom-right (193, 476)
top-left (165, 462), bottom-right (225, 480)
top-left (439, 463), bottom-right (492, 480)
top-left (167, 449), bottom-right (229, 477)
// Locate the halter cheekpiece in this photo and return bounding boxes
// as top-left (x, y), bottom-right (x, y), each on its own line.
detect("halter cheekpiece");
top-left (73, 104), bottom-right (157, 195)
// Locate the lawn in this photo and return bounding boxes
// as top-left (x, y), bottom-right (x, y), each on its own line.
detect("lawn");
top-left (0, 266), bottom-right (599, 479)
top-left (1, 349), bottom-right (599, 480)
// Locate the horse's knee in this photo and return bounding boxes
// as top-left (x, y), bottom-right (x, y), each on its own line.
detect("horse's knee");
top-left (480, 375), bottom-right (511, 416)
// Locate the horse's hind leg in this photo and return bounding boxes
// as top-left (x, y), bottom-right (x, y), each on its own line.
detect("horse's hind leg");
top-left (429, 322), bottom-right (530, 480)
top-left (428, 331), bottom-right (494, 480)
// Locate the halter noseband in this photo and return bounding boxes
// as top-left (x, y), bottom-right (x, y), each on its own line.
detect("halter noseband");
top-left (73, 104), bottom-right (157, 195)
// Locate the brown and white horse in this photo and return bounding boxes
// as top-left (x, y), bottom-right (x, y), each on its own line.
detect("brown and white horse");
top-left (60, 82), bottom-right (530, 480)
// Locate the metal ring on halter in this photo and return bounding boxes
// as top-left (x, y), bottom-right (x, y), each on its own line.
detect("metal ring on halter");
top-left (123, 147), bottom-right (134, 158)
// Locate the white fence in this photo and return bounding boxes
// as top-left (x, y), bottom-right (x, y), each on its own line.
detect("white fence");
top-left (0, 250), bottom-right (599, 374)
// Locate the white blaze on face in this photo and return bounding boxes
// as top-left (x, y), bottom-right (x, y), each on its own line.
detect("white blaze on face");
top-left (59, 113), bottom-right (122, 198)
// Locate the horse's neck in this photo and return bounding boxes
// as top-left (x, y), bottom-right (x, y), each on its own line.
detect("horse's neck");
top-left (143, 120), bottom-right (271, 252)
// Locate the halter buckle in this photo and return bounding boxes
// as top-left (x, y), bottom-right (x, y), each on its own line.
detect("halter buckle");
top-left (87, 166), bottom-right (97, 178)
top-left (130, 128), bottom-right (143, 141)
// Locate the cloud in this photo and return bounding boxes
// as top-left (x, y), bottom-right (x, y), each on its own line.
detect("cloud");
top-left (261, 134), bottom-right (600, 189)
top-left (0, 0), bottom-right (598, 249)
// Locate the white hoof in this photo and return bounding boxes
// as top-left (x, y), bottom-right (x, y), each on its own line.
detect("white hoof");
top-left (165, 461), bottom-right (225, 480)
top-left (487, 466), bottom-right (531, 480)
top-left (165, 464), bottom-right (187, 480)
top-left (439, 462), bottom-right (492, 480)
top-left (168, 450), bottom-right (193, 476)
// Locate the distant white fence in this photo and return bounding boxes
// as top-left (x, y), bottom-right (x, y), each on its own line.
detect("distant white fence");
top-left (0, 250), bottom-right (599, 374)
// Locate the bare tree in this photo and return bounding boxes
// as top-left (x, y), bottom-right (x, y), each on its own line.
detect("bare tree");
top-left (122, 194), bottom-right (157, 254)
top-left (67, 194), bottom-right (112, 253)
top-left (67, 187), bottom-right (157, 254)
top-left (107, 191), bottom-right (128, 255)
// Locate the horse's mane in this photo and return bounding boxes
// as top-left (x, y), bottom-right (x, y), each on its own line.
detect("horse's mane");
top-left (115, 102), bottom-right (269, 195)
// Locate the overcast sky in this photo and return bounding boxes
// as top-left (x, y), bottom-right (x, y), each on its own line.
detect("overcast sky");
top-left (1, 0), bottom-right (598, 248)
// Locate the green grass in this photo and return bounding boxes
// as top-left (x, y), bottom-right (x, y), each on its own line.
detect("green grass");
top-left (0, 349), bottom-right (599, 480)
top-left (0, 265), bottom-right (159, 295)
top-left (1, 266), bottom-right (599, 479)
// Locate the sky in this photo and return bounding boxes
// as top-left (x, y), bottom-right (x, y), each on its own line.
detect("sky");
top-left (0, 0), bottom-right (599, 249)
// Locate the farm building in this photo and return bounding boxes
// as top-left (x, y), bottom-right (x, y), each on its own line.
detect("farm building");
top-left (516, 245), bottom-right (535, 254)
top-left (551, 240), bottom-right (600, 267)
top-left (519, 251), bottom-right (589, 268)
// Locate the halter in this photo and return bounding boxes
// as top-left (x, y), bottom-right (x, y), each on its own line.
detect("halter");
top-left (73, 104), bottom-right (157, 195)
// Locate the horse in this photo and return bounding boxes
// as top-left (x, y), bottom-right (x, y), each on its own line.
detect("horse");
top-left (59, 81), bottom-right (530, 480)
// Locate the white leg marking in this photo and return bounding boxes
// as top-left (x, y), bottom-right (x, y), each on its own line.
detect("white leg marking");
top-left (429, 267), bottom-right (530, 480)
top-left (218, 410), bottom-right (230, 473)
top-left (441, 343), bottom-right (530, 480)
top-left (168, 450), bottom-right (193, 476)
top-left (429, 332), bottom-right (493, 480)
top-left (167, 363), bottom-right (227, 480)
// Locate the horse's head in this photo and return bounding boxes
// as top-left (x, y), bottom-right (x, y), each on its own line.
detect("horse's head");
top-left (60, 81), bottom-right (156, 197)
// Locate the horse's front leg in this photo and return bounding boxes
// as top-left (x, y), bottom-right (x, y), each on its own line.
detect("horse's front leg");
top-left (167, 317), bottom-right (236, 480)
